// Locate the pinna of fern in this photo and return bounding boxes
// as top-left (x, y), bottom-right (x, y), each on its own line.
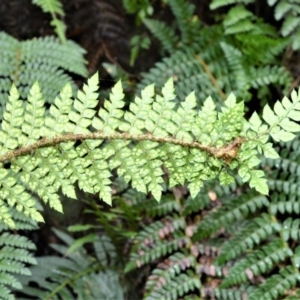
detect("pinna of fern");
top-left (128, 153), bottom-right (300, 299)
top-left (139, 24), bottom-right (291, 105)
top-left (125, 175), bottom-right (300, 299)
top-left (141, 0), bottom-right (291, 106)
top-left (267, 0), bottom-right (300, 50)
top-left (0, 210), bottom-right (38, 300)
top-left (0, 31), bottom-right (87, 117)
top-left (32, 0), bottom-right (66, 42)
top-left (210, 0), bottom-right (300, 50)
top-left (0, 72), bottom-right (300, 229)
top-left (124, 190), bottom-right (211, 300)
top-left (187, 132), bottom-right (300, 299)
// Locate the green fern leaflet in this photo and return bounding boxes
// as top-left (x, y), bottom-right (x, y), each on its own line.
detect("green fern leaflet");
top-left (0, 73), bottom-right (300, 228)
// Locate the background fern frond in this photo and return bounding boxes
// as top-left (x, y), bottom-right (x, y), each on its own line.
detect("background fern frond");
top-left (267, 0), bottom-right (300, 50)
top-left (221, 238), bottom-right (293, 287)
top-left (32, 0), bottom-right (66, 42)
top-left (166, 0), bottom-right (200, 46)
top-left (210, 0), bottom-right (255, 10)
top-left (18, 228), bottom-right (125, 300)
top-left (0, 212), bottom-right (37, 300)
top-left (215, 213), bottom-right (281, 265)
top-left (248, 266), bottom-right (300, 300)
top-left (143, 18), bottom-right (178, 53)
top-left (193, 192), bottom-right (269, 240)
top-left (0, 32), bottom-right (87, 116)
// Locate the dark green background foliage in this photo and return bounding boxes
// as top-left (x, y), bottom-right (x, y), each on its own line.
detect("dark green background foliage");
top-left (1, 0), bottom-right (300, 299)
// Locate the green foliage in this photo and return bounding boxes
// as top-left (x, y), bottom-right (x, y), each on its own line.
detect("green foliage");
top-left (139, 0), bottom-right (291, 105)
top-left (193, 192), bottom-right (269, 240)
top-left (210, 0), bottom-right (255, 10)
top-left (1, 1), bottom-right (300, 298)
top-left (126, 158), bottom-right (300, 299)
top-left (121, 96), bottom-right (300, 299)
top-left (248, 266), bottom-right (300, 300)
top-left (18, 228), bottom-right (125, 300)
top-left (143, 18), bottom-right (179, 53)
top-left (0, 31), bottom-right (87, 116)
top-left (166, 0), bottom-right (200, 46)
top-left (221, 238), bottom-right (293, 287)
top-left (215, 213), bottom-right (281, 265)
top-left (222, 5), bottom-right (255, 34)
top-left (267, 0), bottom-right (300, 50)
top-left (0, 69), bottom-right (298, 298)
top-left (1, 73), bottom-right (300, 228)
top-left (210, 0), bottom-right (300, 50)
top-left (0, 210), bottom-right (37, 300)
top-left (130, 34), bottom-right (151, 66)
top-left (125, 191), bottom-right (207, 299)
top-left (32, 0), bottom-right (66, 42)
top-left (122, 0), bottom-right (154, 22)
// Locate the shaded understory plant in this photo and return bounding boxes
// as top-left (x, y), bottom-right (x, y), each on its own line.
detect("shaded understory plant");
top-left (1, 1), bottom-right (300, 299)
top-left (0, 72), bottom-right (300, 298)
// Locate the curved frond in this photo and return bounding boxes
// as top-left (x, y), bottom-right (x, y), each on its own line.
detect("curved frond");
top-left (0, 74), bottom-right (299, 227)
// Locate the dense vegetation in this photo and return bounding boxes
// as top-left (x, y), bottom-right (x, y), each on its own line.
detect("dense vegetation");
top-left (1, 0), bottom-right (300, 299)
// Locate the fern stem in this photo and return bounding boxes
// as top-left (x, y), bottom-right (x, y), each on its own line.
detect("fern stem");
top-left (195, 54), bottom-right (227, 100)
top-left (13, 48), bottom-right (21, 84)
top-left (0, 132), bottom-right (245, 163)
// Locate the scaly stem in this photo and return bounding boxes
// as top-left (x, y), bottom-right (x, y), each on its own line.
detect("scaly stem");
top-left (0, 131), bottom-right (246, 164)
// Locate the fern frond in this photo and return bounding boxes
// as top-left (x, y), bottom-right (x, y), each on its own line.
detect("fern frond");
top-left (145, 271), bottom-right (200, 300)
top-left (249, 65), bottom-right (292, 94)
top-left (261, 135), bottom-right (300, 214)
top-left (236, 31), bottom-right (289, 65)
top-left (193, 192), bottom-right (269, 240)
top-left (18, 229), bottom-right (124, 300)
top-left (32, 0), bottom-right (66, 42)
top-left (167, 0), bottom-right (200, 46)
top-left (0, 204), bottom-right (38, 232)
top-left (267, 0), bottom-right (300, 50)
top-left (223, 5), bottom-right (253, 28)
top-left (138, 26), bottom-right (229, 103)
top-left (213, 285), bottom-right (254, 300)
top-left (141, 195), bottom-right (181, 217)
top-left (221, 42), bottom-right (291, 99)
top-left (0, 74), bottom-right (299, 227)
top-left (269, 193), bottom-right (300, 215)
top-left (248, 266), bottom-right (300, 300)
top-left (0, 230), bottom-right (36, 299)
top-left (32, 0), bottom-right (64, 15)
top-left (215, 213), bottom-right (281, 265)
top-left (223, 5), bottom-right (256, 35)
top-left (143, 19), bottom-right (178, 53)
top-left (0, 31), bottom-right (87, 116)
top-left (268, 176), bottom-right (300, 197)
top-left (183, 191), bottom-right (211, 216)
top-left (221, 238), bottom-right (293, 287)
top-left (281, 217), bottom-right (300, 241)
top-left (144, 252), bottom-right (197, 294)
top-left (139, 24), bottom-right (291, 105)
top-left (219, 42), bottom-right (251, 99)
top-left (128, 216), bottom-right (187, 269)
